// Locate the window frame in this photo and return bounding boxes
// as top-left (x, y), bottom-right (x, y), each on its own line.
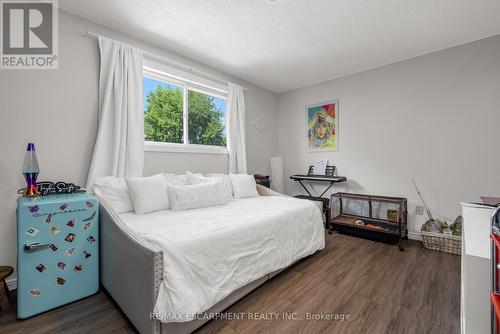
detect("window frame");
top-left (143, 66), bottom-right (229, 155)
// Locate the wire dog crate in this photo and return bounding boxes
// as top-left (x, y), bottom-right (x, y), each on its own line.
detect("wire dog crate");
top-left (330, 192), bottom-right (408, 250)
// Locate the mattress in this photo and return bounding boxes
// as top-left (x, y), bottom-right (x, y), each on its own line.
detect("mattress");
top-left (119, 196), bottom-right (325, 323)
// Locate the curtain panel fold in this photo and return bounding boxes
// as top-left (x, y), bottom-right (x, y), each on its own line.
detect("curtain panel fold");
top-left (86, 36), bottom-right (144, 190)
top-left (227, 83), bottom-right (247, 174)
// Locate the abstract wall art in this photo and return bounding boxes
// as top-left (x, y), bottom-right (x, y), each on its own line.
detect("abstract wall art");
top-left (306, 100), bottom-right (338, 151)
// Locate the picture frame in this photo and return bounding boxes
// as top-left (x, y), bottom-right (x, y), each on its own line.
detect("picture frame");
top-left (306, 100), bottom-right (339, 152)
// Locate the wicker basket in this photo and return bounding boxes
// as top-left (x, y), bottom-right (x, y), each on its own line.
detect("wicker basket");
top-left (421, 231), bottom-right (461, 255)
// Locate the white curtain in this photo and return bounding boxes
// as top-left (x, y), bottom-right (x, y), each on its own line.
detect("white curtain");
top-left (86, 36), bottom-right (144, 190)
top-left (227, 83), bottom-right (247, 174)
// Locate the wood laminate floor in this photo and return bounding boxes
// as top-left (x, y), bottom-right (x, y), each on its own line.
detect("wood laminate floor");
top-left (0, 233), bottom-right (460, 334)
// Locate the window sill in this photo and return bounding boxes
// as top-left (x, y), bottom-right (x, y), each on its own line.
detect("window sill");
top-left (145, 141), bottom-right (229, 155)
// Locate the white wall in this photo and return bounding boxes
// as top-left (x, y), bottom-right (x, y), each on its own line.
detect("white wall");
top-left (277, 35), bottom-right (500, 238)
top-left (0, 9), bottom-right (278, 282)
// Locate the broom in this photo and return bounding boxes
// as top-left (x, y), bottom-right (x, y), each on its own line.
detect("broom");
top-left (411, 179), bottom-right (434, 221)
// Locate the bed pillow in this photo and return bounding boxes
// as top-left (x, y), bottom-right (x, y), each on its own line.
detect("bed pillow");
top-left (126, 174), bottom-right (169, 214)
top-left (230, 173), bottom-right (259, 199)
top-left (185, 171), bottom-right (208, 185)
top-left (167, 182), bottom-right (227, 211)
top-left (205, 173), bottom-right (234, 201)
top-left (163, 173), bottom-right (188, 185)
top-left (93, 176), bottom-right (134, 213)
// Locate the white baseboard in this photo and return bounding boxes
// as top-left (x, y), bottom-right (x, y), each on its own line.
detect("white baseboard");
top-left (6, 278), bottom-right (17, 291)
top-left (407, 231), bottom-right (423, 241)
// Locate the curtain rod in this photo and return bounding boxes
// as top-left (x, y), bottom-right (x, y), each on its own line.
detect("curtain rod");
top-left (82, 30), bottom-right (247, 91)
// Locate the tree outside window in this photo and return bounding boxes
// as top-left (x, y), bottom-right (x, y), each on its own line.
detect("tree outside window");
top-left (143, 76), bottom-right (226, 147)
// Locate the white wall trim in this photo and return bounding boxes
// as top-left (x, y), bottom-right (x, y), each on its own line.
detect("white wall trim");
top-left (6, 277), bottom-right (17, 291)
top-left (143, 64), bottom-right (228, 97)
top-left (407, 231), bottom-right (423, 241)
top-left (145, 141), bottom-right (229, 155)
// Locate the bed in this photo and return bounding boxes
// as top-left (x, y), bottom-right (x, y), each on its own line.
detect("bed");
top-left (98, 185), bottom-right (325, 334)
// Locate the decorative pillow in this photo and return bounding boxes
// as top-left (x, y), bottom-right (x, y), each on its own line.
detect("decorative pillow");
top-left (188, 172), bottom-right (205, 177)
top-left (185, 171), bottom-right (208, 185)
top-left (93, 176), bottom-right (134, 213)
top-left (167, 182), bottom-right (227, 211)
top-left (163, 173), bottom-right (188, 185)
top-left (230, 174), bottom-right (259, 199)
top-left (205, 173), bottom-right (234, 201)
top-left (125, 174), bottom-right (169, 214)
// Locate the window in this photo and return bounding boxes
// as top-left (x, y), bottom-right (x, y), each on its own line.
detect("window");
top-left (144, 77), bottom-right (184, 143)
top-left (143, 67), bottom-right (228, 154)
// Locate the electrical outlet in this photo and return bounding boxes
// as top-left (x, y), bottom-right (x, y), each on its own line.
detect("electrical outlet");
top-left (416, 206), bottom-right (424, 216)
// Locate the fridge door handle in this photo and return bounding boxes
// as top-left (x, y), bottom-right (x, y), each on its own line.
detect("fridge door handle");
top-left (492, 206), bottom-right (500, 231)
top-left (24, 242), bottom-right (50, 252)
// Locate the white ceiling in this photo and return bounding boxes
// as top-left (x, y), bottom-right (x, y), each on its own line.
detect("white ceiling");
top-left (60, 0), bottom-right (500, 93)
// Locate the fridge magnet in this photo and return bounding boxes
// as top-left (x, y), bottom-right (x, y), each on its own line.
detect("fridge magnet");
top-left (45, 213), bottom-right (53, 224)
top-left (50, 226), bottom-right (60, 236)
top-left (35, 264), bottom-right (46, 272)
top-left (74, 264), bottom-right (84, 272)
top-left (30, 289), bottom-right (41, 296)
top-left (49, 243), bottom-right (58, 252)
top-left (57, 262), bottom-right (66, 270)
top-left (83, 222), bottom-right (91, 230)
top-left (64, 233), bottom-right (76, 242)
top-left (59, 203), bottom-right (69, 211)
top-left (83, 251), bottom-right (91, 259)
top-left (83, 211), bottom-right (96, 222)
top-left (66, 219), bottom-right (75, 227)
top-left (56, 277), bottom-right (66, 285)
top-left (87, 236), bottom-right (95, 244)
top-left (26, 227), bottom-right (39, 236)
top-left (28, 205), bottom-right (40, 213)
top-left (64, 248), bottom-right (74, 257)
top-left (86, 201), bottom-right (94, 208)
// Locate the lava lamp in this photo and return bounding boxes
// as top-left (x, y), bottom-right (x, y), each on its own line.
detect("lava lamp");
top-left (23, 143), bottom-right (40, 197)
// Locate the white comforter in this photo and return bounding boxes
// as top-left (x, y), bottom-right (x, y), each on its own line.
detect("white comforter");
top-left (119, 196), bottom-right (325, 323)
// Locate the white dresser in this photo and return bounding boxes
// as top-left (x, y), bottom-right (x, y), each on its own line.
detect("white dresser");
top-left (461, 202), bottom-right (495, 334)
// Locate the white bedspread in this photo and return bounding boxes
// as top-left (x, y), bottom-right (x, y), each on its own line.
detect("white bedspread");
top-left (119, 196), bottom-right (325, 323)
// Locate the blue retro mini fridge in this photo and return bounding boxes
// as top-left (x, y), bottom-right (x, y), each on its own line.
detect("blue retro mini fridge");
top-left (17, 192), bottom-right (99, 318)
